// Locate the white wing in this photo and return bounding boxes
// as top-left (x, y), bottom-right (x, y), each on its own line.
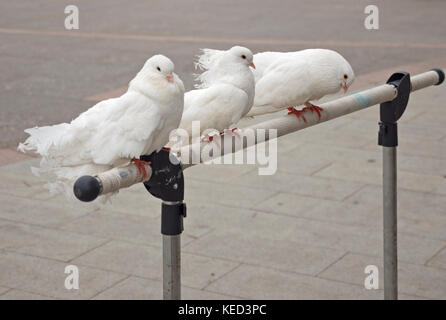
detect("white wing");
top-left (180, 84), bottom-right (248, 135)
top-left (247, 59), bottom-right (313, 116)
top-left (253, 49), bottom-right (333, 83)
top-left (86, 91), bottom-right (165, 165)
top-left (252, 51), bottom-right (288, 82)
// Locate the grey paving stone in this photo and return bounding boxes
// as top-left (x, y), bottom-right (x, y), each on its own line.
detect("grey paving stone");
top-left (315, 160), bottom-right (445, 193)
top-left (286, 217), bottom-right (445, 265)
top-left (338, 118), bottom-right (446, 142)
top-left (397, 210), bottom-right (446, 242)
top-left (184, 163), bottom-right (258, 184)
top-left (0, 287), bottom-right (10, 295)
top-left (295, 126), bottom-right (376, 149)
top-left (183, 203), bottom-right (303, 242)
top-left (206, 264), bottom-right (381, 299)
top-left (287, 142), bottom-right (382, 166)
top-left (408, 107), bottom-right (446, 130)
top-left (433, 182), bottom-right (446, 196)
top-left (398, 156), bottom-right (446, 177)
top-left (0, 288), bottom-right (55, 300)
top-left (152, 200), bottom-right (442, 267)
top-left (0, 251), bottom-right (127, 299)
top-left (275, 152), bottom-right (333, 176)
top-left (253, 192), bottom-right (379, 227)
top-left (185, 178), bottom-right (278, 209)
top-left (0, 193), bottom-right (91, 228)
top-left (59, 211), bottom-right (195, 248)
top-left (92, 276), bottom-right (237, 300)
top-left (0, 170), bottom-right (49, 200)
top-left (363, 136), bottom-right (446, 160)
top-left (427, 246), bottom-right (446, 270)
top-left (229, 169), bottom-right (364, 201)
top-left (319, 252), bottom-right (446, 300)
top-left (101, 184), bottom-right (162, 218)
top-left (345, 184), bottom-right (446, 216)
top-left (183, 231), bottom-right (346, 276)
top-left (72, 240), bottom-right (239, 289)
top-left (0, 220), bottom-right (108, 262)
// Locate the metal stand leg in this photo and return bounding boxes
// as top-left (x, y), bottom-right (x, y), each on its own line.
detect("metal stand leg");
top-left (141, 150), bottom-right (186, 300)
top-left (378, 72), bottom-right (411, 300)
top-left (383, 147), bottom-right (397, 300)
top-left (163, 234), bottom-right (181, 300)
top-left (160, 201), bottom-right (186, 300)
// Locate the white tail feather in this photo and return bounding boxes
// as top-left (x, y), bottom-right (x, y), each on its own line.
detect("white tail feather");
top-left (18, 124), bottom-right (115, 202)
top-left (194, 48), bottom-right (224, 89)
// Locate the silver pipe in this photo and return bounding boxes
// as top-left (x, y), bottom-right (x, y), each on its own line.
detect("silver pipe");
top-left (80, 70), bottom-right (442, 197)
top-left (383, 146), bottom-right (397, 300)
top-left (163, 234), bottom-right (181, 300)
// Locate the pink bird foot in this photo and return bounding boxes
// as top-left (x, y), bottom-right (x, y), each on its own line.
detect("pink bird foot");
top-left (287, 107), bottom-right (307, 123)
top-left (131, 158), bottom-right (152, 180)
top-left (303, 102), bottom-right (324, 120)
top-left (222, 128), bottom-right (241, 140)
top-left (202, 133), bottom-right (221, 148)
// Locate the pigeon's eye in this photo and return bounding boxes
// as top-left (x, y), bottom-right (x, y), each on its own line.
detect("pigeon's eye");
top-left (344, 74), bottom-right (348, 79)
top-left (241, 55), bottom-right (246, 59)
top-left (157, 66), bottom-right (161, 72)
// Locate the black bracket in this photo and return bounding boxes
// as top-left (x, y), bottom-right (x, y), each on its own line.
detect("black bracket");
top-left (378, 72), bottom-right (411, 147)
top-left (432, 68), bottom-right (445, 86)
top-left (141, 149), bottom-right (186, 236)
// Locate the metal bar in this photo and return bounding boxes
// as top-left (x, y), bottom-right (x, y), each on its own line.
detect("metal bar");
top-left (178, 70), bottom-right (441, 167)
top-left (163, 234), bottom-right (181, 300)
top-left (74, 69), bottom-right (442, 198)
top-left (383, 146), bottom-right (397, 300)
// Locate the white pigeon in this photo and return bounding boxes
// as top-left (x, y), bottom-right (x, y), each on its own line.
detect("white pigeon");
top-left (18, 54), bottom-right (185, 200)
top-left (175, 46), bottom-right (256, 144)
top-left (247, 49), bottom-right (355, 120)
top-left (198, 48), bottom-right (355, 121)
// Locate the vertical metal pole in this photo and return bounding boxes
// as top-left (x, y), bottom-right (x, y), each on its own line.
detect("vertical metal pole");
top-left (163, 233), bottom-right (181, 300)
top-left (383, 146), bottom-right (397, 300)
top-left (161, 200), bottom-right (185, 300)
top-left (378, 71), bottom-right (410, 300)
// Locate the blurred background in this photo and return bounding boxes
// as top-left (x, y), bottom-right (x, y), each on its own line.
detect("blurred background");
top-left (1, 0), bottom-right (446, 148)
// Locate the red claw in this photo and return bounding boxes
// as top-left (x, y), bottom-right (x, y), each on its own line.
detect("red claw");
top-left (303, 103), bottom-right (324, 120)
top-left (287, 107), bottom-right (307, 123)
top-left (131, 158), bottom-right (152, 180)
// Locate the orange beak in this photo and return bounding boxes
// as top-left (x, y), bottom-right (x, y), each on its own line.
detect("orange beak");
top-left (249, 62), bottom-right (256, 69)
top-left (343, 82), bottom-right (348, 93)
top-left (166, 74), bottom-right (174, 83)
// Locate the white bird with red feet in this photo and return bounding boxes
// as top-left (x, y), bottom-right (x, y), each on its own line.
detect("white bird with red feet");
top-left (174, 46), bottom-right (255, 146)
top-left (245, 49), bottom-right (355, 121)
top-left (18, 55), bottom-right (185, 201)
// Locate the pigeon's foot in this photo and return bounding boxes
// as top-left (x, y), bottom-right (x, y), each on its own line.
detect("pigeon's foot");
top-left (131, 158), bottom-right (152, 180)
top-left (303, 102), bottom-right (324, 120)
top-left (202, 133), bottom-right (221, 148)
top-left (287, 107), bottom-right (307, 123)
top-left (162, 147), bottom-right (171, 151)
top-left (222, 128), bottom-right (241, 140)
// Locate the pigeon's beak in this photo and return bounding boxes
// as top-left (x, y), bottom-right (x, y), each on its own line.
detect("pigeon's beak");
top-left (166, 74), bottom-right (174, 83)
top-left (249, 62), bottom-right (256, 69)
top-left (343, 82), bottom-right (348, 93)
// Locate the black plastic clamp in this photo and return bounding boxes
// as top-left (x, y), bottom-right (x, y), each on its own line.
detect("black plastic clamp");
top-left (432, 68), bottom-right (445, 86)
top-left (378, 72), bottom-right (411, 147)
top-left (141, 149), bottom-right (186, 236)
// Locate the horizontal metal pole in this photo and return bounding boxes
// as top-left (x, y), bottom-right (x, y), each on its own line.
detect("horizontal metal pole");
top-left (180, 69), bottom-right (440, 167)
top-left (74, 69), bottom-right (442, 200)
